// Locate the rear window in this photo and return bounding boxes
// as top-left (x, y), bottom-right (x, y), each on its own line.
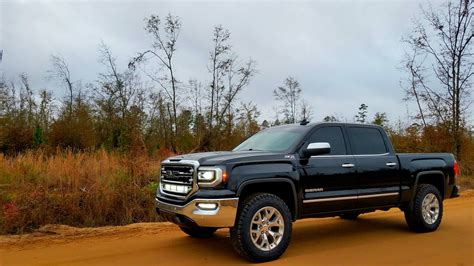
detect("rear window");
top-left (348, 127), bottom-right (387, 155)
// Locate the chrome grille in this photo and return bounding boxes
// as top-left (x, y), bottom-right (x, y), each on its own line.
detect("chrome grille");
top-left (160, 164), bottom-right (196, 199)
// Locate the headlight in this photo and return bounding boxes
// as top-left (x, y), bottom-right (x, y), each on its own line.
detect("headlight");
top-left (198, 170), bottom-right (216, 182)
top-left (197, 166), bottom-right (227, 187)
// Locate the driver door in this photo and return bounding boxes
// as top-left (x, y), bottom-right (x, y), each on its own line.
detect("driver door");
top-left (300, 126), bottom-right (358, 216)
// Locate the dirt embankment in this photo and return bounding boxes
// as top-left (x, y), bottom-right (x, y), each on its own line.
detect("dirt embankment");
top-left (1, 191), bottom-right (473, 265)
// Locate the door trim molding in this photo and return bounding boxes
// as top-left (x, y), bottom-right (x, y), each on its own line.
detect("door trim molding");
top-left (303, 195), bottom-right (358, 203)
top-left (303, 192), bottom-right (398, 204)
top-left (310, 153), bottom-right (390, 158)
top-left (358, 192), bottom-right (399, 199)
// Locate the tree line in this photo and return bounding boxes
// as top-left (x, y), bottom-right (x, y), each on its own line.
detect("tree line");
top-left (0, 14), bottom-right (303, 154)
top-left (0, 1), bottom-right (473, 173)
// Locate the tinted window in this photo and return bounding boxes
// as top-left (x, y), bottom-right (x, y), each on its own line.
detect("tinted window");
top-left (233, 126), bottom-right (306, 152)
top-left (308, 127), bottom-right (347, 155)
top-left (348, 127), bottom-right (387, 155)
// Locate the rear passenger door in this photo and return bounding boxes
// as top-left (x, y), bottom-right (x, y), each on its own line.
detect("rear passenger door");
top-left (346, 126), bottom-right (400, 208)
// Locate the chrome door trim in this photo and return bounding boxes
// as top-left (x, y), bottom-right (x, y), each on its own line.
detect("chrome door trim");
top-left (303, 192), bottom-right (399, 204)
top-left (303, 195), bottom-right (358, 204)
top-left (311, 153), bottom-right (390, 158)
top-left (358, 192), bottom-right (399, 199)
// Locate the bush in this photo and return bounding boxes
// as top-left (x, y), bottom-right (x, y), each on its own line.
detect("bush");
top-left (0, 149), bottom-right (163, 234)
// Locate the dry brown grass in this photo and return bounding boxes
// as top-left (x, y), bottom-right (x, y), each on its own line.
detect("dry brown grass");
top-left (0, 150), bottom-right (163, 234)
top-left (457, 175), bottom-right (474, 191)
top-left (1, 149), bottom-right (472, 235)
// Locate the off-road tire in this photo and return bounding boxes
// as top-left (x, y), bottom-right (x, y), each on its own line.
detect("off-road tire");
top-left (179, 226), bottom-right (217, 238)
top-left (230, 193), bottom-right (292, 262)
top-left (404, 184), bottom-right (443, 232)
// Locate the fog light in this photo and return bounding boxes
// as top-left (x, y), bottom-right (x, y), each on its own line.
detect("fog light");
top-left (197, 202), bottom-right (218, 210)
top-left (162, 183), bottom-right (191, 194)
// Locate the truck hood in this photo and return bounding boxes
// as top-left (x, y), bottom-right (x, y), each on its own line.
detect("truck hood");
top-left (165, 151), bottom-right (286, 166)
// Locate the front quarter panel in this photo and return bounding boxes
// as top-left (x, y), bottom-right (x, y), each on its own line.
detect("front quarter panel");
top-left (226, 161), bottom-right (299, 192)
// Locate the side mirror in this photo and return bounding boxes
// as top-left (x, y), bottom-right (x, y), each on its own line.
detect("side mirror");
top-left (302, 142), bottom-right (331, 158)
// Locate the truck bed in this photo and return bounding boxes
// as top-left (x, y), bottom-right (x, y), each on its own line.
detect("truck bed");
top-left (397, 153), bottom-right (457, 200)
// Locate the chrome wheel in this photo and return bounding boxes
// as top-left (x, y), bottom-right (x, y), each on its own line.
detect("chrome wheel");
top-left (250, 206), bottom-right (285, 251)
top-left (421, 193), bottom-right (440, 225)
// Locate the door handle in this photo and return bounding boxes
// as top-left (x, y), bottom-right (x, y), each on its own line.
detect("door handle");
top-left (386, 162), bottom-right (397, 167)
top-left (341, 163), bottom-right (355, 168)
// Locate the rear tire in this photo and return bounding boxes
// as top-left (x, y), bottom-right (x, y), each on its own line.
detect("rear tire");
top-left (230, 193), bottom-right (292, 262)
top-left (404, 184), bottom-right (443, 232)
top-left (179, 226), bottom-right (217, 238)
top-left (339, 213), bottom-right (360, 220)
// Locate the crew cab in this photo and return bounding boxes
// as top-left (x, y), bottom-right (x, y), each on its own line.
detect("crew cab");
top-left (155, 122), bottom-right (460, 262)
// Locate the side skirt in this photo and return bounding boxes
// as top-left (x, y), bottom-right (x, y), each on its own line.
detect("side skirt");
top-left (298, 204), bottom-right (397, 219)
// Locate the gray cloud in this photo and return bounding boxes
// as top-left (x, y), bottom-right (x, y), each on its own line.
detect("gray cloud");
top-left (2, 0), bottom-right (470, 124)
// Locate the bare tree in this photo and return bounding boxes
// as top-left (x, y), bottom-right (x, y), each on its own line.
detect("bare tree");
top-left (95, 42), bottom-right (147, 150)
top-left (130, 13), bottom-right (181, 152)
top-left (219, 56), bottom-right (256, 129)
top-left (401, 49), bottom-right (428, 127)
top-left (19, 74), bottom-right (36, 121)
top-left (205, 25), bottom-right (256, 149)
top-left (0, 77), bottom-right (8, 116)
top-left (236, 101), bottom-right (261, 137)
top-left (208, 25), bottom-right (231, 130)
top-left (0, 78), bottom-right (18, 115)
top-left (273, 77), bottom-right (302, 124)
top-left (49, 55), bottom-right (74, 116)
top-left (37, 89), bottom-right (54, 131)
top-left (300, 99), bottom-right (314, 122)
top-left (187, 79), bottom-right (205, 148)
top-left (99, 41), bottom-right (141, 120)
top-left (147, 91), bottom-right (173, 149)
top-left (188, 79), bottom-right (203, 120)
top-left (403, 0), bottom-right (474, 158)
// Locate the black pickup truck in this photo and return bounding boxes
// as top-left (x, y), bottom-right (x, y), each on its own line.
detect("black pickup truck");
top-left (155, 122), bottom-right (460, 262)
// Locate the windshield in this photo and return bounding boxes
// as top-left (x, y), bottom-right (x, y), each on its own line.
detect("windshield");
top-left (233, 126), bottom-right (306, 152)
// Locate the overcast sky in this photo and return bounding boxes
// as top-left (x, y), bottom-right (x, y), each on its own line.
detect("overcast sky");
top-left (2, 0), bottom-right (470, 124)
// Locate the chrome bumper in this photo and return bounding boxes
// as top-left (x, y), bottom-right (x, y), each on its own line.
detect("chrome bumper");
top-left (155, 197), bottom-right (239, 228)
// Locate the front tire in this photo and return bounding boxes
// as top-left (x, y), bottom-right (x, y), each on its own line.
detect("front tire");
top-left (230, 193), bottom-right (292, 262)
top-left (179, 226), bottom-right (217, 238)
top-left (404, 184), bottom-right (443, 232)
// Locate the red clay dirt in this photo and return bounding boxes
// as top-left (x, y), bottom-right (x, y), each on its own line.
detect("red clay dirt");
top-left (1, 191), bottom-right (473, 265)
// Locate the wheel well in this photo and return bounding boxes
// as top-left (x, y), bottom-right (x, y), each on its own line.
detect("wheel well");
top-left (238, 181), bottom-right (297, 220)
top-left (417, 173), bottom-right (445, 198)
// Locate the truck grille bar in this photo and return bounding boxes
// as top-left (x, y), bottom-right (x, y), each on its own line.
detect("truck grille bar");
top-left (160, 161), bottom-right (198, 200)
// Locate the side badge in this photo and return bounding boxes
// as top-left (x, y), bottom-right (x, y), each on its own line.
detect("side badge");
top-left (305, 188), bottom-right (324, 193)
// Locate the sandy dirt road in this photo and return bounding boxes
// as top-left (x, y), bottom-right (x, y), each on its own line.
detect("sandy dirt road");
top-left (1, 192), bottom-right (473, 266)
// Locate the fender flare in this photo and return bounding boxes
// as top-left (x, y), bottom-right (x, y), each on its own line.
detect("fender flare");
top-left (411, 170), bottom-right (446, 202)
top-left (236, 178), bottom-right (299, 220)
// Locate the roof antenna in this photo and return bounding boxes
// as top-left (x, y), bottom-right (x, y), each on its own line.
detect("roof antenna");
top-left (299, 119), bottom-right (310, 125)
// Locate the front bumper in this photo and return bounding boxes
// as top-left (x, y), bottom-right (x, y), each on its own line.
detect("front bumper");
top-left (155, 197), bottom-right (239, 228)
